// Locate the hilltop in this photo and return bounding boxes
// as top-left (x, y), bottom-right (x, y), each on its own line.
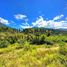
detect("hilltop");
top-left (0, 23), bottom-right (18, 33)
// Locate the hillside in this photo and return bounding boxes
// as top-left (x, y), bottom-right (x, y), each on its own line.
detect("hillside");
top-left (0, 23), bottom-right (18, 33)
top-left (0, 22), bottom-right (67, 35)
top-left (0, 43), bottom-right (67, 67)
top-left (22, 27), bottom-right (67, 35)
top-left (0, 24), bottom-right (67, 67)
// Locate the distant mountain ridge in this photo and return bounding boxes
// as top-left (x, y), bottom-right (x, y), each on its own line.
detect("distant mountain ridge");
top-left (22, 27), bottom-right (67, 35)
top-left (0, 23), bottom-right (18, 32)
top-left (0, 23), bottom-right (6, 27)
top-left (0, 22), bottom-right (67, 35)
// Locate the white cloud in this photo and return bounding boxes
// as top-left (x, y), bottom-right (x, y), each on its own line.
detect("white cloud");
top-left (14, 14), bottom-right (30, 29)
top-left (24, 18), bottom-right (29, 22)
top-left (20, 22), bottom-right (32, 29)
top-left (20, 25), bottom-right (32, 29)
top-left (0, 17), bottom-right (9, 25)
top-left (61, 27), bottom-right (67, 29)
top-left (53, 14), bottom-right (64, 21)
top-left (31, 15), bottom-right (67, 29)
top-left (32, 16), bottom-right (47, 27)
top-left (22, 22), bottom-right (29, 26)
top-left (14, 14), bottom-right (27, 20)
top-left (46, 20), bottom-right (64, 29)
top-left (53, 22), bottom-right (63, 29)
top-left (15, 14), bottom-right (67, 29)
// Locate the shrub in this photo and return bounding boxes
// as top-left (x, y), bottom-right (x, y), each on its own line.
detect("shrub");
top-left (59, 45), bottom-right (67, 55)
top-left (30, 35), bottom-right (46, 45)
top-left (0, 41), bottom-right (9, 48)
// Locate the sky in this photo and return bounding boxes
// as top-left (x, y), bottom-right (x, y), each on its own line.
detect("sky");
top-left (0, 0), bottom-right (67, 29)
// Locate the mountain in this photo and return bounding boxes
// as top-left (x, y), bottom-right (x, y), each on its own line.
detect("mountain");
top-left (0, 22), bottom-right (67, 35)
top-left (0, 23), bottom-right (18, 33)
top-left (0, 23), bottom-right (6, 27)
top-left (22, 27), bottom-right (67, 35)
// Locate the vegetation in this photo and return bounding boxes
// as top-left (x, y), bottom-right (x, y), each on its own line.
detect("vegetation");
top-left (0, 25), bottom-right (67, 67)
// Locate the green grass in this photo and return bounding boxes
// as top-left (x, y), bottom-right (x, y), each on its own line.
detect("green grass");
top-left (0, 43), bottom-right (67, 67)
top-left (1, 24), bottom-right (67, 67)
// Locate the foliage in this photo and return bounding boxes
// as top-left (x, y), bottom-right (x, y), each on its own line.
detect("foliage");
top-left (0, 26), bottom-right (67, 66)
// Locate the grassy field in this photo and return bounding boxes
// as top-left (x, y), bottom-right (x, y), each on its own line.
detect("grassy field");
top-left (0, 43), bottom-right (67, 67)
top-left (0, 28), bottom-right (67, 67)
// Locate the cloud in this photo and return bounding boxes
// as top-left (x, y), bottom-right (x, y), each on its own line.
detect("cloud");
top-left (14, 14), bottom-right (30, 29)
top-left (31, 15), bottom-right (67, 29)
top-left (32, 16), bottom-right (47, 27)
top-left (53, 14), bottom-right (64, 21)
top-left (14, 14), bottom-right (67, 29)
top-left (20, 22), bottom-right (32, 29)
top-left (14, 14), bottom-right (27, 20)
top-left (24, 18), bottom-right (29, 22)
top-left (0, 17), bottom-right (9, 25)
top-left (20, 25), bottom-right (32, 29)
top-left (10, 21), bottom-right (17, 25)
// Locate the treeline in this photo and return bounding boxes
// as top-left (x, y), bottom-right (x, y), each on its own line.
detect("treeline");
top-left (0, 25), bottom-right (67, 48)
top-left (22, 28), bottom-right (67, 35)
top-left (0, 23), bottom-right (67, 35)
top-left (0, 24), bottom-right (18, 33)
top-left (0, 32), bottom-right (67, 48)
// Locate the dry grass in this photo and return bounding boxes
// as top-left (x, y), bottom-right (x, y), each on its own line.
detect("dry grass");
top-left (0, 44), bottom-right (67, 67)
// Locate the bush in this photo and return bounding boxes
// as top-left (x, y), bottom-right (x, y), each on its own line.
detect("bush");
top-left (30, 35), bottom-right (45, 45)
top-left (0, 41), bottom-right (9, 48)
top-left (44, 40), bottom-right (54, 45)
top-left (59, 45), bottom-right (67, 55)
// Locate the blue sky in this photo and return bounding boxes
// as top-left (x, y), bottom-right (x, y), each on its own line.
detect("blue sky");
top-left (0, 0), bottom-right (67, 29)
